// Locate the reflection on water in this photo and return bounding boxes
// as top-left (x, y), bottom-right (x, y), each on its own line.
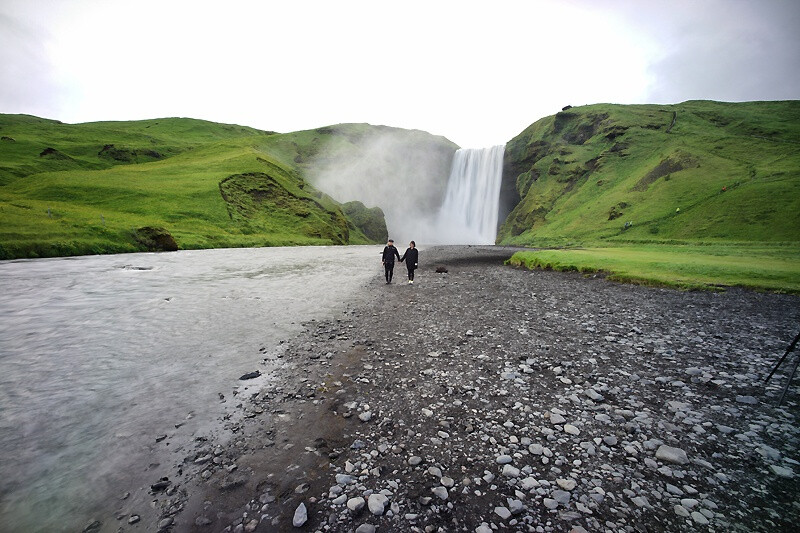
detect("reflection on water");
top-left (0, 246), bottom-right (377, 532)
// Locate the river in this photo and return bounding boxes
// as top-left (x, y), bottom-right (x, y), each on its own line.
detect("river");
top-left (0, 246), bottom-right (379, 532)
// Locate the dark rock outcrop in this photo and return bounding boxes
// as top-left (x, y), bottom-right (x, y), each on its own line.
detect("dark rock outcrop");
top-left (132, 227), bottom-right (179, 252)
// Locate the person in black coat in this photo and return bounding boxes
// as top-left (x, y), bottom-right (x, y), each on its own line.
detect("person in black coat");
top-left (381, 239), bottom-right (401, 283)
top-left (399, 241), bottom-right (419, 284)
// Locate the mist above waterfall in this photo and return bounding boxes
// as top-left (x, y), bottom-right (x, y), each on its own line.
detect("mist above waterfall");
top-left (304, 126), bottom-right (457, 244)
top-left (303, 126), bottom-right (504, 245)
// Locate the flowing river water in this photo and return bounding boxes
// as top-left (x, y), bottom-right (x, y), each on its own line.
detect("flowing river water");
top-left (0, 246), bottom-right (379, 532)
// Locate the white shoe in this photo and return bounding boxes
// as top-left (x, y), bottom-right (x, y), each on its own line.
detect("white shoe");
top-left (409, 280), bottom-right (414, 284)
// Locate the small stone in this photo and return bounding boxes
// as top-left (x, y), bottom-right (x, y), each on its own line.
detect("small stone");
top-left (543, 498), bottom-right (559, 509)
top-left (556, 478), bottom-right (577, 490)
top-left (674, 505), bottom-right (690, 517)
top-left (293, 502), bottom-right (307, 527)
top-left (691, 511), bottom-right (710, 525)
top-left (128, 515), bottom-right (140, 524)
top-left (355, 525), bottom-right (376, 533)
top-left (502, 464), bottom-right (520, 478)
top-left (157, 517), bottom-right (173, 529)
top-left (431, 486), bottom-right (449, 500)
top-left (550, 413), bottom-right (566, 425)
top-left (655, 445), bottom-right (689, 465)
top-left (496, 454), bottom-right (513, 464)
top-left (336, 474), bottom-right (355, 484)
top-left (347, 497), bottom-right (366, 512)
top-left (508, 498), bottom-right (524, 514)
top-left (552, 490), bottom-right (571, 505)
top-left (358, 411), bottom-right (372, 422)
top-left (735, 395), bottom-right (758, 405)
top-left (440, 476), bottom-right (455, 488)
top-left (602, 435), bottom-right (618, 446)
top-left (408, 456), bottom-right (423, 466)
top-left (563, 424), bottom-right (580, 435)
top-left (368, 493), bottom-right (389, 516)
top-left (494, 506), bottom-right (512, 519)
top-left (585, 389), bottom-right (604, 401)
top-left (476, 525), bottom-right (493, 533)
top-left (427, 466), bottom-right (442, 477)
top-left (194, 516), bottom-right (212, 526)
top-left (769, 465), bottom-right (795, 478)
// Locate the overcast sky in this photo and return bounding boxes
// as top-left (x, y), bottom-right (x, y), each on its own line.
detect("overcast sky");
top-left (1, 0), bottom-right (798, 148)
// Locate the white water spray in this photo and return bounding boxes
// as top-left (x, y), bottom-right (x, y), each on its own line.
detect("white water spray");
top-left (433, 145), bottom-right (505, 244)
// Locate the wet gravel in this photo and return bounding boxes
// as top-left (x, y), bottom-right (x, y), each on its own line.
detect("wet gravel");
top-left (119, 246), bottom-right (800, 533)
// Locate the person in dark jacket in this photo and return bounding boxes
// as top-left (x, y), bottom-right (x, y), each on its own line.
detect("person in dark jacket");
top-left (399, 241), bottom-right (419, 284)
top-left (381, 239), bottom-right (401, 283)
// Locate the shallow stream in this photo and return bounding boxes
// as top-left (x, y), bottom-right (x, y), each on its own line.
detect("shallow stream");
top-left (0, 246), bottom-right (378, 532)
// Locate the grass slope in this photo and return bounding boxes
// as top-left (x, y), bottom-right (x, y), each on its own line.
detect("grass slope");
top-left (499, 100), bottom-right (800, 245)
top-left (499, 101), bottom-right (800, 291)
top-left (0, 116), bottom-right (403, 259)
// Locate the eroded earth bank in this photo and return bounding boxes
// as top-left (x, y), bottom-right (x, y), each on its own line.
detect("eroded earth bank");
top-left (123, 246), bottom-right (799, 533)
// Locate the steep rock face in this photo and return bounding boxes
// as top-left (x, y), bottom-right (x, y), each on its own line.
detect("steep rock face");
top-left (498, 101), bottom-right (800, 244)
top-left (342, 201), bottom-right (388, 243)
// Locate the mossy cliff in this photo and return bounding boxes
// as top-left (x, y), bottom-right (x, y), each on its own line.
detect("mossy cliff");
top-left (498, 101), bottom-right (800, 245)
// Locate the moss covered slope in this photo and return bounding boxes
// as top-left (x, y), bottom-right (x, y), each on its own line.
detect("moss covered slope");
top-left (499, 101), bottom-right (800, 245)
top-left (0, 116), bottom-right (447, 258)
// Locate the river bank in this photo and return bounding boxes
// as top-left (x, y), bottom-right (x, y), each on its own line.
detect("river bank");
top-left (107, 246), bottom-right (799, 532)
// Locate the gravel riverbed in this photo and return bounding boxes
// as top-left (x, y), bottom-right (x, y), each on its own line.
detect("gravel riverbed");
top-left (109, 246), bottom-right (799, 533)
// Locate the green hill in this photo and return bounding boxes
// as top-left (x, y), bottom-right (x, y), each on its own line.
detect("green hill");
top-left (498, 100), bottom-right (800, 245)
top-left (0, 115), bottom-right (453, 259)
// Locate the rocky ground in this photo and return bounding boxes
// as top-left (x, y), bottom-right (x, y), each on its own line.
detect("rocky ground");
top-left (112, 246), bottom-right (800, 533)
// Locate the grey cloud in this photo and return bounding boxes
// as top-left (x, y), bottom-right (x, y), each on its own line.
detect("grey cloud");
top-left (644, 0), bottom-right (800, 103)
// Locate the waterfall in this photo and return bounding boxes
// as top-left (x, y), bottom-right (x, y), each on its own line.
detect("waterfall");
top-left (434, 145), bottom-right (505, 244)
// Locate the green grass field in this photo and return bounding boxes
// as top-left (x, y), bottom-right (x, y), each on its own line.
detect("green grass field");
top-left (508, 243), bottom-right (800, 293)
top-left (0, 116), bottom-right (428, 258)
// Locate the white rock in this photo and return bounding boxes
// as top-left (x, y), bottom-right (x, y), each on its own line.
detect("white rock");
top-left (475, 525), bottom-right (493, 533)
top-left (368, 493), bottom-right (389, 516)
top-left (655, 445), bottom-right (688, 465)
top-left (496, 454), bottom-right (513, 464)
top-left (355, 525), bottom-right (376, 533)
top-left (691, 511), bottom-right (710, 525)
top-left (408, 456), bottom-right (423, 466)
top-left (502, 464), bottom-right (520, 478)
top-left (292, 502), bottom-right (307, 527)
top-left (556, 478), bottom-right (577, 490)
top-left (358, 411), bottom-right (372, 422)
top-left (563, 424), bottom-right (580, 435)
top-left (674, 505), bottom-right (690, 517)
top-left (550, 413), bottom-right (566, 425)
top-left (441, 476), bottom-right (455, 488)
top-left (494, 506), bottom-right (512, 519)
top-left (431, 486), bottom-right (449, 500)
top-left (347, 497), bottom-right (366, 512)
top-left (508, 498), bottom-right (524, 514)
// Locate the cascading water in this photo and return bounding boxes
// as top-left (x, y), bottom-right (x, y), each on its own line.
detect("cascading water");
top-left (434, 145), bottom-right (505, 244)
